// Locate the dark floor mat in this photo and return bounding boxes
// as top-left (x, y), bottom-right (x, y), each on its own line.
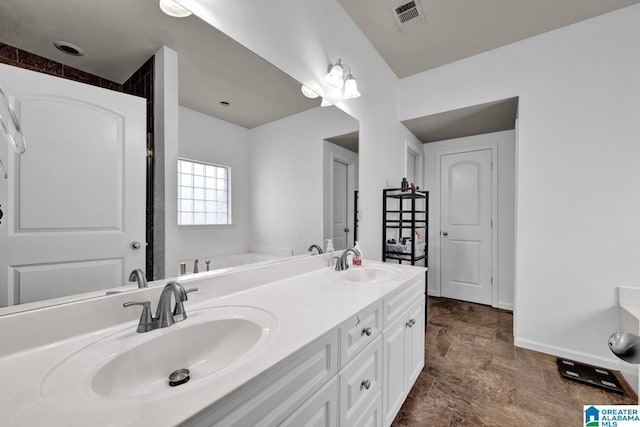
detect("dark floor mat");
top-left (557, 358), bottom-right (625, 394)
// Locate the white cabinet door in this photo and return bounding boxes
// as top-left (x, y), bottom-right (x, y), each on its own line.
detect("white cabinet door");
top-left (339, 335), bottom-right (383, 427)
top-left (382, 315), bottom-right (407, 426)
top-left (0, 64), bottom-right (146, 307)
top-left (281, 377), bottom-right (339, 427)
top-left (406, 298), bottom-right (425, 386)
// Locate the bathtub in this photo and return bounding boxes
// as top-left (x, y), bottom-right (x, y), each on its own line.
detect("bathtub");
top-left (178, 247), bottom-right (294, 275)
top-left (208, 252), bottom-right (279, 269)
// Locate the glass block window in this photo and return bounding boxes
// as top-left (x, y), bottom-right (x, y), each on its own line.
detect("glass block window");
top-left (178, 159), bottom-right (230, 225)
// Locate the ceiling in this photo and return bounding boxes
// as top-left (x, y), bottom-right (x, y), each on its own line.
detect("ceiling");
top-left (337, 0), bottom-right (640, 78)
top-left (402, 97), bottom-right (518, 143)
top-left (0, 0), bottom-right (319, 129)
top-left (326, 131), bottom-right (360, 153)
top-left (1, 0), bottom-right (637, 133)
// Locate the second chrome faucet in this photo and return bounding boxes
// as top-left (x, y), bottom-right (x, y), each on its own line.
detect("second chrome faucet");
top-left (124, 281), bottom-right (198, 333)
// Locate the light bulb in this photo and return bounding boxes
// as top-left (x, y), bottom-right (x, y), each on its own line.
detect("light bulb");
top-left (159, 0), bottom-right (192, 17)
top-left (324, 62), bottom-right (344, 89)
top-left (301, 85), bottom-right (319, 99)
top-left (321, 98), bottom-right (334, 107)
top-left (343, 75), bottom-right (361, 99)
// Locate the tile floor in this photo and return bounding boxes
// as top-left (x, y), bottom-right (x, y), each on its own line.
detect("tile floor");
top-left (392, 297), bottom-right (638, 426)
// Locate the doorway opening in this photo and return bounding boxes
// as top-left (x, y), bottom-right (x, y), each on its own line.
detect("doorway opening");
top-left (323, 131), bottom-right (359, 250)
top-left (401, 97), bottom-right (518, 311)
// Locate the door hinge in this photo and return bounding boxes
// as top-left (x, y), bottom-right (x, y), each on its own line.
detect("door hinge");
top-left (491, 161), bottom-right (493, 171)
top-left (491, 276), bottom-right (493, 285)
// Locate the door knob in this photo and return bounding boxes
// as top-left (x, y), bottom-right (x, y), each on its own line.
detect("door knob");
top-left (130, 241), bottom-right (142, 249)
top-left (344, 227), bottom-right (350, 232)
top-left (441, 231), bottom-right (448, 236)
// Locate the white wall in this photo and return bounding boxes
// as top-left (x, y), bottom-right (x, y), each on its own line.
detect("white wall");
top-left (176, 107), bottom-right (251, 265)
top-left (249, 106), bottom-right (358, 255)
top-left (154, 46), bottom-right (179, 280)
top-left (399, 6), bottom-right (640, 368)
top-left (423, 130), bottom-right (516, 310)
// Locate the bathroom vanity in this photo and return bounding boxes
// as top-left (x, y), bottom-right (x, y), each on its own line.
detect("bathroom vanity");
top-left (0, 253), bottom-right (426, 426)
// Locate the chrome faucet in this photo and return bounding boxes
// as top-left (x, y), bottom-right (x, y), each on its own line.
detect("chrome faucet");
top-left (123, 281), bottom-right (198, 333)
top-left (307, 244), bottom-right (324, 255)
top-left (335, 248), bottom-right (361, 271)
top-left (128, 268), bottom-right (148, 288)
top-left (193, 259), bottom-right (199, 274)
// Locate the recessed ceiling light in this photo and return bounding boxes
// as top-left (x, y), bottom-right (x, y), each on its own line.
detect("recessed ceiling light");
top-left (159, 0), bottom-right (192, 17)
top-left (219, 101), bottom-right (231, 107)
top-left (53, 41), bottom-right (84, 57)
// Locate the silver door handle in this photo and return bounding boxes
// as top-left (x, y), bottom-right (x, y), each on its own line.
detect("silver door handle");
top-left (344, 227), bottom-right (350, 232)
top-left (441, 231), bottom-right (448, 236)
top-left (131, 241), bottom-right (142, 249)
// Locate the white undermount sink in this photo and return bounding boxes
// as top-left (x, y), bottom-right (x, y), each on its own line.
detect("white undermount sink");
top-left (340, 265), bottom-right (401, 283)
top-left (41, 305), bottom-right (278, 399)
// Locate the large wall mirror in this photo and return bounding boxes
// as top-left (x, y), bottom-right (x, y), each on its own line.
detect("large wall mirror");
top-left (0, 0), bottom-right (359, 314)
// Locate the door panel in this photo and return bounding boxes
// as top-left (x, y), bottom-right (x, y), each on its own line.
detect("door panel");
top-left (440, 149), bottom-right (492, 305)
top-left (332, 159), bottom-right (348, 250)
top-left (12, 259), bottom-right (123, 304)
top-left (18, 97), bottom-right (124, 230)
top-left (0, 64), bottom-right (146, 307)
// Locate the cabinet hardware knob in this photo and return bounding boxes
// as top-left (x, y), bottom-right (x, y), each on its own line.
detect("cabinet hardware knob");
top-left (361, 379), bottom-right (371, 390)
top-left (361, 327), bottom-right (372, 336)
top-left (410, 318), bottom-right (416, 326)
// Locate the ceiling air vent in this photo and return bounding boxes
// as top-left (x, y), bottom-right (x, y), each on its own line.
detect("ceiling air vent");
top-left (392, 0), bottom-right (426, 32)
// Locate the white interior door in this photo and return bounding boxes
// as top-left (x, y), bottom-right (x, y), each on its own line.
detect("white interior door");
top-left (0, 64), bottom-right (146, 307)
top-left (406, 151), bottom-right (416, 184)
top-left (332, 159), bottom-right (349, 250)
top-left (440, 149), bottom-right (492, 305)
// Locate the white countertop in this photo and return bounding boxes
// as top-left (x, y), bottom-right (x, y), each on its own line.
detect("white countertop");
top-left (0, 257), bottom-right (425, 426)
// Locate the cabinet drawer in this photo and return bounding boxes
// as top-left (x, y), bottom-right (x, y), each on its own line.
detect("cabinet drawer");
top-left (383, 277), bottom-right (424, 328)
top-left (339, 300), bottom-right (383, 368)
top-left (190, 331), bottom-right (339, 427)
top-left (280, 377), bottom-right (338, 427)
top-left (339, 335), bottom-right (383, 427)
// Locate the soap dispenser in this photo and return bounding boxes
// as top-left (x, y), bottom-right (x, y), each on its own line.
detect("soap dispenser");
top-left (325, 239), bottom-right (334, 252)
top-left (353, 241), bottom-right (363, 266)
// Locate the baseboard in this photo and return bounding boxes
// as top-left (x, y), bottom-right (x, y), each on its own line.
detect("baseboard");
top-left (427, 289), bottom-right (440, 297)
top-left (497, 302), bottom-right (513, 311)
top-left (515, 337), bottom-right (620, 371)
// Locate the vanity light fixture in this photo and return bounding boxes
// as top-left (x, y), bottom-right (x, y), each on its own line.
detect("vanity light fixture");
top-left (320, 98), bottom-right (334, 107)
top-left (323, 59), bottom-right (361, 99)
top-left (301, 85), bottom-right (320, 99)
top-left (159, 0), bottom-right (192, 17)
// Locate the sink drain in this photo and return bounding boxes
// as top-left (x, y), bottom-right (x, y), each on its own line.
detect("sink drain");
top-left (169, 368), bottom-right (190, 387)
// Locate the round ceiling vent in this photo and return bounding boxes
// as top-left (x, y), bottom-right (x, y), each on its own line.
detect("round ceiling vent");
top-left (53, 41), bottom-right (85, 57)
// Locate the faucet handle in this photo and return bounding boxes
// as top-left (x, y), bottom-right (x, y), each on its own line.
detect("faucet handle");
top-left (123, 301), bottom-right (155, 333)
top-left (173, 287), bottom-right (198, 321)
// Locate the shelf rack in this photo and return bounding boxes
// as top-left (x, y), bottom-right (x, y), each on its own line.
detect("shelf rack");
top-left (382, 187), bottom-right (428, 266)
